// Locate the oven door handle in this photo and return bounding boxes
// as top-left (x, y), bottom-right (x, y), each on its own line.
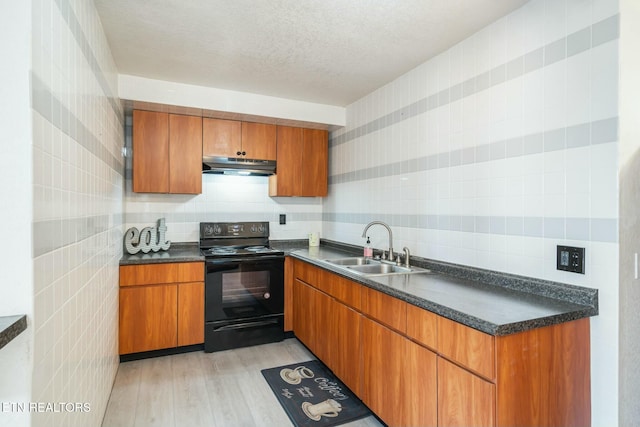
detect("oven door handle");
top-left (214, 319), bottom-right (280, 331)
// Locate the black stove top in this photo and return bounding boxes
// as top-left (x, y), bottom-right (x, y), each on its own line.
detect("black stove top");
top-left (199, 221), bottom-right (284, 259)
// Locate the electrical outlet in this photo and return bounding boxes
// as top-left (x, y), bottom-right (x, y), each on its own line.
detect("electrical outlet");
top-left (556, 245), bottom-right (585, 274)
top-left (279, 214), bottom-right (286, 225)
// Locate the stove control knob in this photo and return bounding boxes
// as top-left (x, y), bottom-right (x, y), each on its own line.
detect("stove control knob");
top-left (204, 225), bottom-right (214, 236)
top-left (250, 224), bottom-right (257, 233)
top-left (258, 225), bottom-right (265, 233)
top-left (213, 225), bottom-right (222, 235)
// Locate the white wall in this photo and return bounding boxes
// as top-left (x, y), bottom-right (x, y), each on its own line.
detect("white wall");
top-left (617, 0), bottom-right (640, 423)
top-left (0, 2), bottom-right (33, 426)
top-left (119, 74), bottom-right (346, 127)
top-left (30, 0), bottom-right (124, 426)
top-left (324, 0), bottom-right (619, 424)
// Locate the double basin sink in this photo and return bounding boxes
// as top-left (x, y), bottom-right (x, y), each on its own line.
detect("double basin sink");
top-left (324, 256), bottom-right (431, 277)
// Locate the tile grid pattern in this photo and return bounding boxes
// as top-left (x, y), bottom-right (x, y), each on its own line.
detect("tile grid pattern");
top-left (323, 0), bottom-right (619, 288)
top-left (31, 0), bottom-right (123, 426)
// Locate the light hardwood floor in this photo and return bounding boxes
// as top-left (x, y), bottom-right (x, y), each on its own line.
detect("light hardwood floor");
top-left (102, 338), bottom-right (384, 427)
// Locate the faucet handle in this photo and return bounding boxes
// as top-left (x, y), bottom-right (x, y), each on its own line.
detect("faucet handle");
top-left (381, 251), bottom-right (387, 260)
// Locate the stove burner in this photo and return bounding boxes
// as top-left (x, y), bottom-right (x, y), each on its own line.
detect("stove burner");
top-left (208, 247), bottom-right (237, 255)
top-left (245, 246), bottom-right (270, 252)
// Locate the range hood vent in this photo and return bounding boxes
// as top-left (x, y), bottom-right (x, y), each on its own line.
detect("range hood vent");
top-left (202, 156), bottom-right (276, 176)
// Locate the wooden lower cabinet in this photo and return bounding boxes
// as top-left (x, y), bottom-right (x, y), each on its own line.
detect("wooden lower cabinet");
top-left (119, 284), bottom-right (178, 354)
top-left (292, 278), bottom-right (318, 351)
top-left (177, 282), bottom-right (205, 347)
top-left (438, 357), bottom-right (496, 427)
top-left (326, 298), bottom-right (361, 396)
top-left (290, 260), bottom-right (591, 427)
top-left (361, 317), bottom-right (437, 427)
top-left (119, 262), bottom-right (204, 355)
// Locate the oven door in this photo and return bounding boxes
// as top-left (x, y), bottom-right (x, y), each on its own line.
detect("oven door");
top-left (205, 255), bottom-right (284, 323)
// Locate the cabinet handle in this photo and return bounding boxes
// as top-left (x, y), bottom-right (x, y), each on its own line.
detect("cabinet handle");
top-left (236, 151), bottom-right (242, 156)
top-left (242, 151), bottom-right (246, 156)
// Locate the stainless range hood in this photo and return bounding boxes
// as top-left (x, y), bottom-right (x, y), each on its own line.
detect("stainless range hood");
top-left (202, 156), bottom-right (276, 176)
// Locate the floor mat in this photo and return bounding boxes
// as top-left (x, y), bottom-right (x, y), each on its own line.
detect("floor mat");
top-left (261, 360), bottom-right (371, 427)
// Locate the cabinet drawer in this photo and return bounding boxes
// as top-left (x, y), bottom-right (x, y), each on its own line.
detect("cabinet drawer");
top-left (329, 273), bottom-right (363, 310)
top-left (294, 260), bottom-right (319, 287)
top-left (361, 287), bottom-right (406, 333)
top-left (406, 304), bottom-right (438, 350)
top-left (438, 316), bottom-right (495, 380)
top-left (119, 262), bottom-right (203, 286)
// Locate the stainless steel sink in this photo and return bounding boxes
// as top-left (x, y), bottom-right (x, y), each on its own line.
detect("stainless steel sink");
top-left (325, 257), bottom-right (372, 266)
top-left (324, 257), bottom-right (430, 276)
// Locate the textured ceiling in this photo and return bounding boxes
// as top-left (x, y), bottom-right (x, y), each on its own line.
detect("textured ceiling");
top-left (95, 0), bottom-right (529, 107)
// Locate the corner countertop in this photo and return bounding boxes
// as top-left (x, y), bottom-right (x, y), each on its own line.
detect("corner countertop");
top-left (287, 241), bottom-right (598, 337)
top-left (0, 315), bottom-right (27, 350)
top-left (119, 242), bottom-right (203, 265)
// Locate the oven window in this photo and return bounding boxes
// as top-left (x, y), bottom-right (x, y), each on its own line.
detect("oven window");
top-left (222, 270), bottom-right (270, 304)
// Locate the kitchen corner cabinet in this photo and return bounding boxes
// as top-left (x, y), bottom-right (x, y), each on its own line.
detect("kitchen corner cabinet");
top-left (268, 126), bottom-right (328, 197)
top-left (119, 262), bottom-right (204, 354)
top-left (133, 110), bottom-right (202, 194)
top-left (202, 118), bottom-right (276, 160)
top-left (290, 258), bottom-right (591, 427)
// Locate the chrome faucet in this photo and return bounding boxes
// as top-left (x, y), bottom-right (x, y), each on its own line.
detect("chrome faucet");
top-left (361, 221), bottom-right (394, 261)
top-left (402, 247), bottom-right (410, 268)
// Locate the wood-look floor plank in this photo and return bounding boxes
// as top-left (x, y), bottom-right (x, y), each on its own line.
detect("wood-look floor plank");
top-left (102, 361), bottom-right (142, 427)
top-left (171, 352), bottom-right (214, 427)
top-left (102, 339), bottom-right (383, 427)
top-left (134, 356), bottom-right (175, 427)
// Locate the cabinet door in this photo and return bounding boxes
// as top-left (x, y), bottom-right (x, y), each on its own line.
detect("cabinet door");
top-left (202, 118), bottom-right (241, 157)
top-left (177, 282), bottom-right (204, 346)
top-left (270, 126), bottom-right (302, 196)
top-left (269, 126), bottom-right (328, 197)
top-left (241, 122), bottom-right (276, 160)
top-left (360, 317), bottom-right (404, 426)
top-left (438, 357), bottom-right (496, 427)
top-left (284, 257), bottom-right (294, 332)
top-left (300, 128), bottom-right (328, 196)
top-left (133, 110), bottom-right (169, 193)
top-left (328, 300), bottom-right (362, 397)
top-left (169, 114), bottom-right (202, 194)
top-left (119, 284), bottom-right (178, 354)
top-left (293, 279), bottom-right (317, 350)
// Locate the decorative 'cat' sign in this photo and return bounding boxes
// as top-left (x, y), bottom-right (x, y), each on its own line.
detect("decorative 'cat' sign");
top-left (124, 218), bottom-right (171, 254)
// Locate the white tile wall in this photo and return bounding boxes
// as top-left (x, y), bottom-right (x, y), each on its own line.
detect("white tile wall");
top-left (325, 0), bottom-right (619, 424)
top-left (31, 0), bottom-right (123, 426)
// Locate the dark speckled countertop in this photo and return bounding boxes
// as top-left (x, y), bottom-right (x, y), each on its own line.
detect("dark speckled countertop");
top-left (119, 242), bottom-right (203, 265)
top-left (117, 238), bottom-right (598, 336)
top-left (285, 240), bottom-right (598, 336)
top-left (0, 315), bottom-right (27, 350)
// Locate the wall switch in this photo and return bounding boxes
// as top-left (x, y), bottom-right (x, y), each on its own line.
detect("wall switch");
top-left (556, 245), bottom-right (585, 274)
top-left (279, 214), bottom-right (286, 225)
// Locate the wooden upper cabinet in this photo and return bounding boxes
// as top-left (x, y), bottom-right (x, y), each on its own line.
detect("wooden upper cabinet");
top-left (202, 118), bottom-right (276, 160)
top-left (269, 126), bottom-right (328, 197)
top-left (241, 122), bottom-right (276, 160)
top-left (132, 110), bottom-right (202, 194)
top-left (202, 118), bottom-right (241, 157)
top-left (169, 114), bottom-right (202, 194)
top-left (133, 110), bottom-right (169, 193)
